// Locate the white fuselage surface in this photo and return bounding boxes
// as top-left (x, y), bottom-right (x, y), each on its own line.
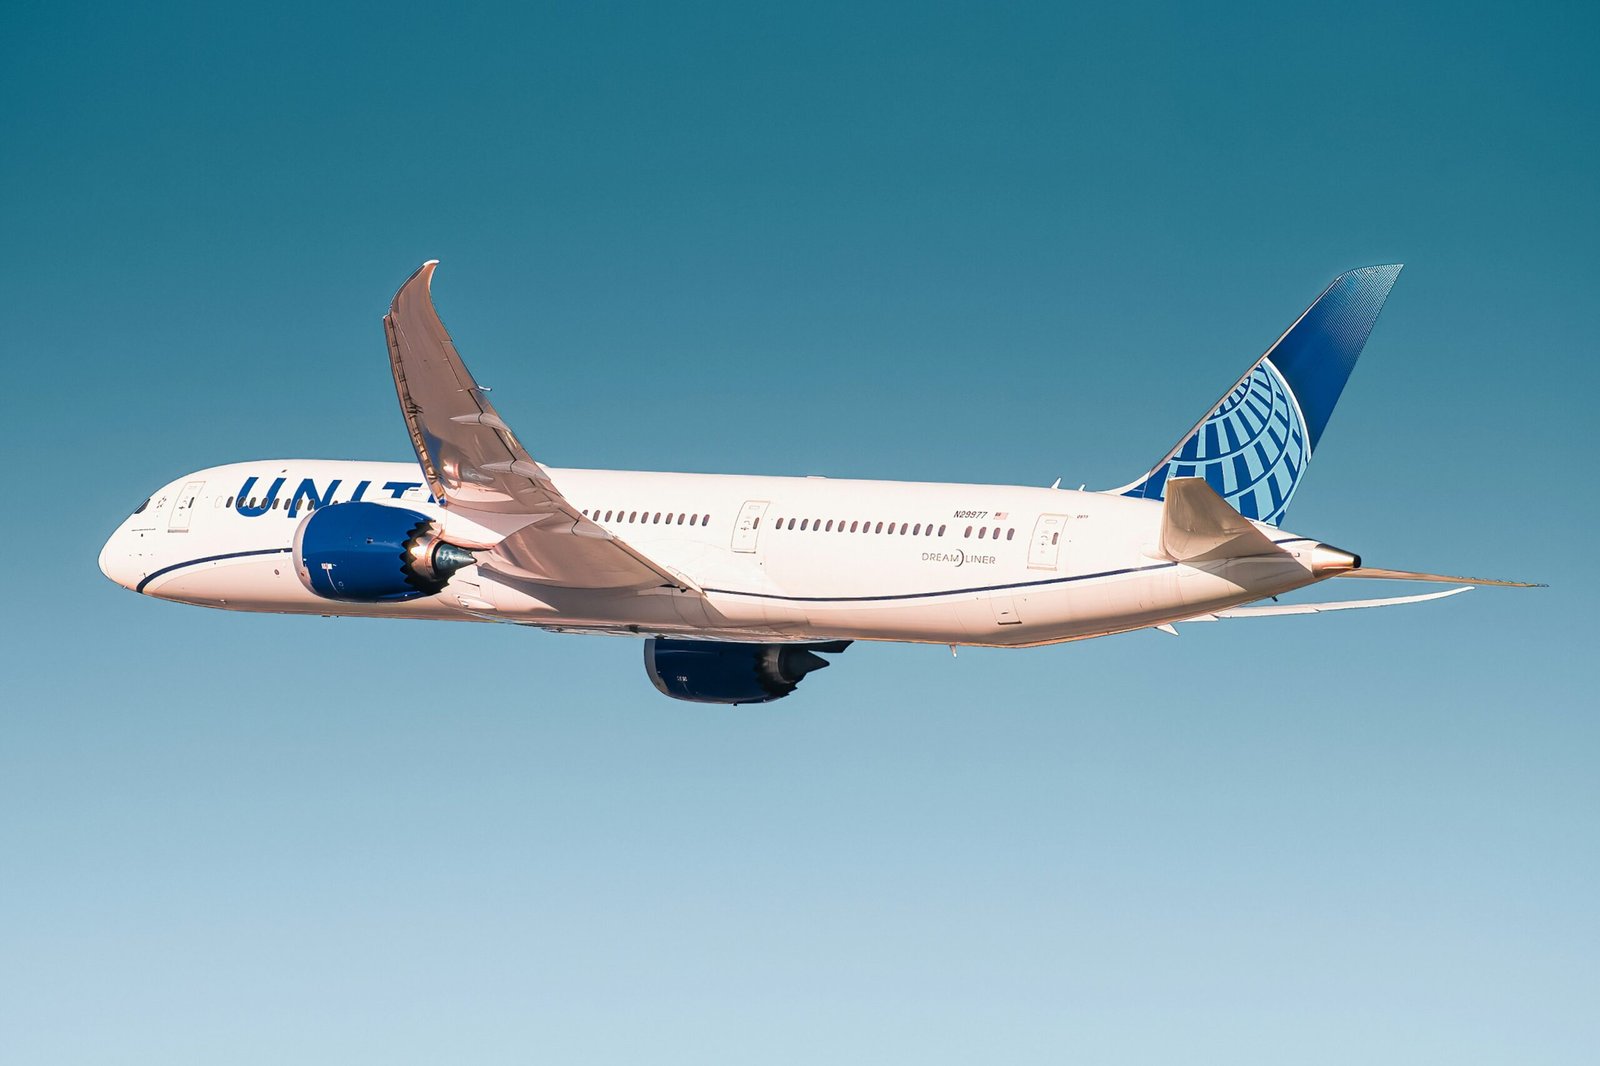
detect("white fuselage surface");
top-left (102, 459), bottom-right (1330, 647)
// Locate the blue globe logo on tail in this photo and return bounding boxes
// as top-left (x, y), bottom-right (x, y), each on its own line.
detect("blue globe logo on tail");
top-left (1116, 264), bottom-right (1402, 526)
top-left (1160, 358), bottom-right (1307, 523)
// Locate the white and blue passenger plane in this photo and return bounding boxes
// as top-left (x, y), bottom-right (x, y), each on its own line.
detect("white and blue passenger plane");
top-left (99, 263), bottom-right (1536, 703)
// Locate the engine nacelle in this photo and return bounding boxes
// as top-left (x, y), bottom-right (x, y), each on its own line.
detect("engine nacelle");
top-left (644, 638), bottom-right (851, 705)
top-left (293, 502), bottom-right (476, 603)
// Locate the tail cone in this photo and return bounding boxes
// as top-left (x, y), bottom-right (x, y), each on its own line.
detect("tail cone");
top-left (1309, 543), bottom-right (1361, 577)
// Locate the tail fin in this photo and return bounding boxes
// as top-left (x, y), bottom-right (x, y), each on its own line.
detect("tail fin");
top-left (1112, 264), bottom-right (1402, 525)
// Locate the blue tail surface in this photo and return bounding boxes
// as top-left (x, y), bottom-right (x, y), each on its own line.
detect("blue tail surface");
top-left (1114, 264), bottom-right (1402, 525)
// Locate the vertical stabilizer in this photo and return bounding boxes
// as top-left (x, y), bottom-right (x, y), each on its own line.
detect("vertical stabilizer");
top-left (1113, 265), bottom-right (1401, 525)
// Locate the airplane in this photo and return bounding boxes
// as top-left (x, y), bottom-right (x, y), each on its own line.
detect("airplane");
top-left (98, 262), bottom-right (1538, 704)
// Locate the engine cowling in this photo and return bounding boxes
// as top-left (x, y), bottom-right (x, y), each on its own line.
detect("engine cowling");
top-left (644, 638), bottom-right (851, 704)
top-left (293, 502), bottom-right (476, 602)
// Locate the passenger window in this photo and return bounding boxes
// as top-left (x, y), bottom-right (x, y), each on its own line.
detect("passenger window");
top-left (938, 524), bottom-right (946, 536)
top-left (678, 513), bottom-right (686, 524)
top-left (800, 519), bottom-right (809, 531)
top-left (787, 518), bottom-right (796, 530)
top-left (963, 526), bottom-right (971, 537)
top-left (912, 523), bottom-right (921, 535)
top-left (978, 527), bottom-right (986, 539)
top-left (1006, 528), bottom-right (1016, 540)
top-left (225, 496), bottom-right (234, 508)
top-left (874, 522), bottom-right (883, 534)
top-left (822, 520), bottom-right (831, 531)
top-left (899, 523), bottom-right (908, 535)
top-left (703, 514), bottom-right (711, 525)
top-left (629, 511), bottom-right (638, 522)
top-left (690, 514), bottom-right (698, 526)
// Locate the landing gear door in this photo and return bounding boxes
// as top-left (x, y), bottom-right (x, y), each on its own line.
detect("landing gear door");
top-left (169, 481), bottom-right (206, 532)
top-left (1028, 513), bottom-right (1068, 570)
top-left (730, 500), bottom-right (771, 553)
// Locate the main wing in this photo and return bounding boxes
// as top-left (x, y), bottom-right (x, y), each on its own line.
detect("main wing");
top-left (1183, 585), bottom-right (1473, 620)
top-left (384, 261), bottom-right (693, 591)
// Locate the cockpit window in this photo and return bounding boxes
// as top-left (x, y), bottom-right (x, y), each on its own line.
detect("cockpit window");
top-left (133, 498), bottom-right (150, 515)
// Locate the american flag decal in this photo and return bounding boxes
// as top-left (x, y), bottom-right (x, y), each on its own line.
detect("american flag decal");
top-left (995, 511), bottom-right (1008, 519)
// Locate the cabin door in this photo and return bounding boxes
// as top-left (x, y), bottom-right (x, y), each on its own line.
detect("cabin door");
top-left (168, 481), bottom-right (206, 532)
top-left (1028, 513), bottom-right (1069, 569)
top-left (730, 500), bottom-right (771, 553)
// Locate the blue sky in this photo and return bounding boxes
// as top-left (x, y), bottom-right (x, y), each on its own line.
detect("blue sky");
top-left (2, 2), bottom-right (1594, 1063)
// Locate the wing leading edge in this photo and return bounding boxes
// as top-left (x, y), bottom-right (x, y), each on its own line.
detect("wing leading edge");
top-left (384, 261), bottom-right (693, 591)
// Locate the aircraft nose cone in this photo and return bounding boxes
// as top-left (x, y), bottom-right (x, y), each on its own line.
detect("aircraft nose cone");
top-left (98, 533), bottom-right (140, 592)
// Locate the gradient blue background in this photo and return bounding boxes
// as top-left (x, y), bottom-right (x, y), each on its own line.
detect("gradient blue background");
top-left (3, 2), bottom-right (1594, 1063)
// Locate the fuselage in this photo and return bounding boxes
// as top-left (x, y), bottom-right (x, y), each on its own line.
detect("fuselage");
top-left (100, 459), bottom-right (1334, 647)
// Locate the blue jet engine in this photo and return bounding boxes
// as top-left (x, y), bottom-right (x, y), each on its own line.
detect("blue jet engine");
top-left (293, 502), bottom-right (476, 602)
top-left (644, 638), bottom-right (851, 704)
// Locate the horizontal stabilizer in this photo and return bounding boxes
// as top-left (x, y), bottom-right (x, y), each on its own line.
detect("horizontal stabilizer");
top-left (1159, 477), bottom-right (1285, 562)
top-left (1342, 567), bottom-right (1544, 588)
